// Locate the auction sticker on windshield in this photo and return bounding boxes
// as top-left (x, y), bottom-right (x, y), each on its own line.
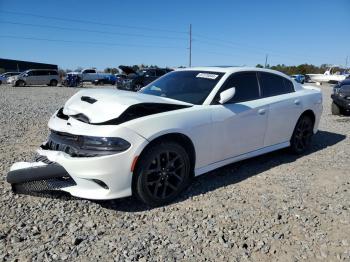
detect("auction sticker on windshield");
top-left (196, 73), bottom-right (219, 80)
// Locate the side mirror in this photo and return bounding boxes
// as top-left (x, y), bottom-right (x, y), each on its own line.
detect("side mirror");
top-left (218, 87), bottom-right (236, 104)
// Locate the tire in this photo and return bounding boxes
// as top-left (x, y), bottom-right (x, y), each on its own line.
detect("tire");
top-left (16, 80), bottom-right (26, 87)
top-left (290, 115), bottom-right (314, 154)
top-left (134, 142), bottom-right (191, 206)
top-left (331, 102), bottom-right (341, 115)
top-left (0, 80), bottom-right (2, 85)
top-left (50, 80), bottom-right (58, 86)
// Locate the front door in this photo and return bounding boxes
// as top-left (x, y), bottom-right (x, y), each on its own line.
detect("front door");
top-left (210, 72), bottom-right (268, 162)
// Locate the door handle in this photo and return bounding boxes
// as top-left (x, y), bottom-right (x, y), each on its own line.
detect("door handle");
top-left (258, 109), bottom-right (266, 115)
top-left (294, 99), bottom-right (300, 105)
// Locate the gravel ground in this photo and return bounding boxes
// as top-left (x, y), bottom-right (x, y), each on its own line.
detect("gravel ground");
top-left (0, 84), bottom-right (349, 261)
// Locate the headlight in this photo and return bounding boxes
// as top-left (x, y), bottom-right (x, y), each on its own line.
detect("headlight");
top-left (81, 136), bottom-right (131, 152)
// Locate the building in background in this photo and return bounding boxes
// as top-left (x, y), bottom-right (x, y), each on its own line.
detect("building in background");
top-left (0, 58), bottom-right (58, 73)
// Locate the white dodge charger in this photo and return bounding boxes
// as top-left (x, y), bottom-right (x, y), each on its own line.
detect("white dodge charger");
top-left (7, 67), bottom-right (323, 206)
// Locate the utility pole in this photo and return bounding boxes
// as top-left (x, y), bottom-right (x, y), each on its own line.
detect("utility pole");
top-left (189, 24), bottom-right (192, 67)
top-left (264, 54), bottom-right (269, 68)
top-left (346, 56), bottom-right (349, 68)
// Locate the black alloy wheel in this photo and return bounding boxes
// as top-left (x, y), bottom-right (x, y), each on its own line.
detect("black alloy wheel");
top-left (290, 115), bottom-right (314, 154)
top-left (134, 83), bottom-right (143, 91)
top-left (135, 142), bottom-right (191, 206)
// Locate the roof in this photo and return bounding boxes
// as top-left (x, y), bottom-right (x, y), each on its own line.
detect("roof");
top-left (176, 66), bottom-right (290, 78)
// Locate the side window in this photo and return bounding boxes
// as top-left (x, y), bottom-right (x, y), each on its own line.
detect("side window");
top-left (259, 72), bottom-right (294, 97)
top-left (27, 71), bottom-right (34, 76)
top-left (37, 70), bottom-right (48, 76)
top-left (221, 72), bottom-right (260, 103)
top-left (83, 69), bottom-right (95, 74)
top-left (284, 79), bottom-right (295, 93)
top-left (49, 70), bottom-right (58, 75)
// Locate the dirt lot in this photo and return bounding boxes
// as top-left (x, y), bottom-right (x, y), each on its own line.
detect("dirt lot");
top-left (0, 83), bottom-right (349, 261)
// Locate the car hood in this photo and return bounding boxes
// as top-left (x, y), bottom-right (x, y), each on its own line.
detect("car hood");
top-left (63, 89), bottom-right (193, 124)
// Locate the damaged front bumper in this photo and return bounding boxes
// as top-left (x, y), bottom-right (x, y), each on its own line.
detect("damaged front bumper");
top-left (7, 133), bottom-right (148, 200)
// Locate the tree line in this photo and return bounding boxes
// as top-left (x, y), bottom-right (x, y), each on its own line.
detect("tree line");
top-left (57, 63), bottom-right (349, 78)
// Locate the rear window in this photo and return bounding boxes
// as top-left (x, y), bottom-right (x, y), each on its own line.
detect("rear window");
top-left (259, 72), bottom-right (294, 97)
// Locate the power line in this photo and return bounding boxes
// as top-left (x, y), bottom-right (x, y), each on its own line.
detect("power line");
top-left (193, 33), bottom-right (339, 62)
top-left (0, 20), bottom-right (187, 41)
top-left (0, 35), bottom-right (187, 49)
top-left (0, 10), bottom-right (187, 34)
top-left (189, 24), bottom-right (192, 67)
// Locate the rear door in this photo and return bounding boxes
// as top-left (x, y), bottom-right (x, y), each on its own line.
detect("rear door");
top-left (37, 70), bottom-right (48, 85)
top-left (258, 72), bottom-right (303, 146)
top-left (210, 72), bottom-right (269, 162)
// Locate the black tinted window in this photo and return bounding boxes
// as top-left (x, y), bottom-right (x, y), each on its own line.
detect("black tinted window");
top-left (49, 70), bottom-right (58, 75)
top-left (259, 72), bottom-right (294, 97)
top-left (221, 72), bottom-right (260, 103)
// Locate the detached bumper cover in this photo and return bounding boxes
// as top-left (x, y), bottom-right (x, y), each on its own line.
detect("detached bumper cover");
top-left (7, 162), bottom-right (77, 193)
top-left (7, 163), bottom-right (68, 184)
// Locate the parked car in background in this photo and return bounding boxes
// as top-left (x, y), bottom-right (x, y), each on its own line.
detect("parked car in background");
top-left (93, 74), bottom-right (117, 85)
top-left (7, 67), bottom-right (322, 206)
top-left (291, 74), bottom-right (305, 84)
top-left (67, 69), bottom-right (113, 83)
top-left (0, 75), bottom-right (6, 85)
top-left (12, 69), bottom-right (60, 87)
top-left (2, 72), bottom-right (21, 84)
top-left (118, 66), bottom-right (173, 91)
top-left (331, 79), bottom-right (350, 115)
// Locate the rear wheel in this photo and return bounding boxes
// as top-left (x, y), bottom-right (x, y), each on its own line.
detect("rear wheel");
top-left (290, 115), bottom-right (314, 154)
top-left (134, 142), bottom-right (191, 206)
top-left (331, 102), bottom-right (341, 115)
top-left (50, 80), bottom-right (58, 86)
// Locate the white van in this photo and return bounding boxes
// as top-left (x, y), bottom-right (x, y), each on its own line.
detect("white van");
top-left (12, 69), bottom-right (60, 87)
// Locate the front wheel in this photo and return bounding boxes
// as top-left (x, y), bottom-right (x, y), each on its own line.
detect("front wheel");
top-left (134, 142), bottom-right (191, 206)
top-left (290, 115), bottom-right (314, 154)
top-left (15, 80), bottom-right (26, 87)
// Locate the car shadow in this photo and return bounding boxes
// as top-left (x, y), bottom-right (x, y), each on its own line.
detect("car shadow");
top-left (96, 130), bottom-right (346, 212)
top-left (16, 130), bottom-right (346, 212)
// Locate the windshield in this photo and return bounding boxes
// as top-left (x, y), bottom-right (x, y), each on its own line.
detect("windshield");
top-left (140, 70), bottom-right (224, 104)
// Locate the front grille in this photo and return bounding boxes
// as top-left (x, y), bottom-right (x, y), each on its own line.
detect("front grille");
top-left (12, 177), bottom-right (76, 193)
